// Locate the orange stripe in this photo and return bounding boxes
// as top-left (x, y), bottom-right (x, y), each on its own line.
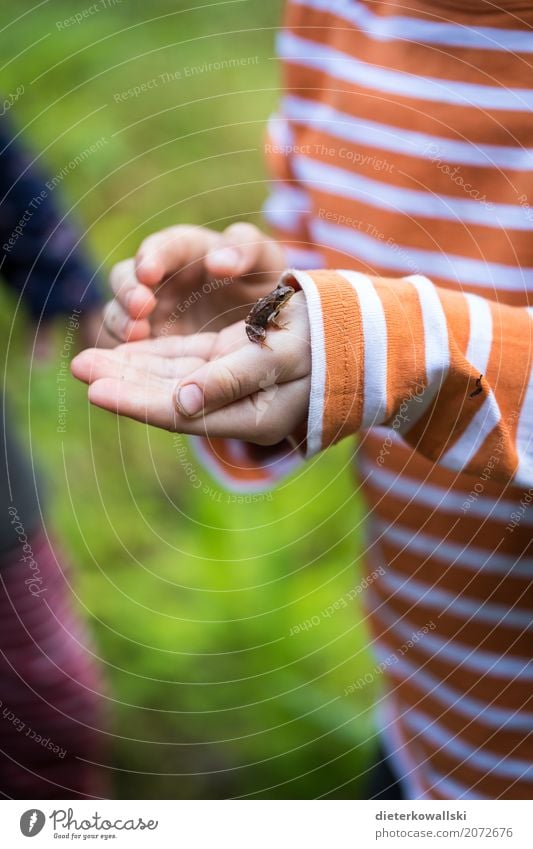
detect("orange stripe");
top-left (373, 532), bottom-right (533, 611)
top-left (372, 577), bottom-right (533, 657)
top-left (386, 671), bottom-right (533, 762)
top-left (372, 278), bottom-right (427, 421)
top-left (392, 700), bottom-right (533, 800)
top-left (304, 188), bottom-right (533, 269)
top-left (287, 123), bottom-right (526, 204)
top-left (312, 271), bottom-right (365, 446)
top-left (285, 5), bottom-right (533, 88)
top-left (368, 604), bottom-right (533, 710)
top-left (201, 438), bottom-right (274, 483)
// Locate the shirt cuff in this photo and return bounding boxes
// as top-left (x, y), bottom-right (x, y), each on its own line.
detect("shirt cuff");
top-left (282, 269), bottom-right (435, 458)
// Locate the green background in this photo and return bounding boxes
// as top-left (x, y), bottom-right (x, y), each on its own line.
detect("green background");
top-left (1, 0), bottom-right (377, 798)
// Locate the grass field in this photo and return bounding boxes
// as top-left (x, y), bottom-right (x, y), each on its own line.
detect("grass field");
top-left (0, 0), bottom-right (378, 798)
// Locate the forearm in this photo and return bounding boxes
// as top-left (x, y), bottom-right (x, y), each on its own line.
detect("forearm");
top-left (290, 268), bottom-right (532, 485)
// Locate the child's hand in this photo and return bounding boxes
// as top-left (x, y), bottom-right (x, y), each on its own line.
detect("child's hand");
top-left (72, 292), bottom-right (311, 445)
top-left (104, 223), bottom-right (287, 342)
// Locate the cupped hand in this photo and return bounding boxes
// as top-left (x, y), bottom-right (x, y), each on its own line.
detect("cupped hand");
top-left (104, 222), bottom-right (287, 342)
top-left (72, 291), bottom-right (311, 445)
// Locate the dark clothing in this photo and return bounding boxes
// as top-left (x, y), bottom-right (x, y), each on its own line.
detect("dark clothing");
top-left (0, 531), bottom-right (110, 798)
top-left (0, 115), bottom-right (109, 798)
top-left (366, 746), bottom-right (406, 800)
top-left (0, 115), bottom-right (103, 553)
top-left (0, 116), bottom-right (102, 319)
top-left (0, 410), bottom-right (42, 555)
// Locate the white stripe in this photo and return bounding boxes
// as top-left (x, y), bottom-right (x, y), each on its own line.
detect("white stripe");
top-left (368, 588), bottom-right (533, 678)
top-left (443, 392), bottom-right (502, 470)
top-left (263, 184), bottom-right (310, 235)
top-left (515, 336), bottom-right (533, 486)
top-left (263, 185), bottom-right (311, 232)
top-left (380, 697), bottom-right (487, 800)
top-left (284, 94), bottom-right (533, 171)
top-left (408, 275), bottom-right (450, 384)
top-left (283, 270), bottom-right (326, 455)
top-left (423, 767), bottom-right (488, 800)
top-left (465, 292), bottom-right (493, 374)
top-left (375, 645), bottom-right (533, 732)
top-left (284, 247), bottom-right (324, 269)
top-left (264, 185), bottom-right (310, 213)
top-left (311, 218), bottom-right (533, 291)
top-left (279, 31), bottom-right (533, 112)
top-left (405, 709), bottom-right (533, 781)
top-left (358, 455), bottom-right (533, 525)
top-left (373, 516), bottom-right (533, 577)
top-left (338, 270), bottom-right (388, 427)
top-left (263, 204), bottom-right (304, 233)
top-left (396, 274), bottom-right (449, 434)
top-left (294, 154), bottom-right (532, 230)
top-left (267, 112), bottom-right (294, 149)
top-left (294, 0), bottom-right (533, 54)
top-left (378, 566), bottom-right (533, 630)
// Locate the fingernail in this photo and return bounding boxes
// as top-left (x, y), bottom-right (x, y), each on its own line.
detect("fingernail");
top-left (136, 255), bottom-right (158, 278)
top-left (208, 247), bottom-right (240, 268)
top-left (176, 383), bottom-right (204, 417)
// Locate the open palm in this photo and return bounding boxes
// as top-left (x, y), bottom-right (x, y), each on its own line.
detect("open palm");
top-left (72, 292), bottom-right (311, 445)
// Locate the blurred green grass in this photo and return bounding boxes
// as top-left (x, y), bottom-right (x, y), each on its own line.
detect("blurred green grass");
top-left (0, 0), bottom-right (378, 798)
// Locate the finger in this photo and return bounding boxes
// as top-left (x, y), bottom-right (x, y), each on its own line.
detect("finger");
top-left (109, 259), bottom-right (156, 319)
top-left (88, 377), bottom-right (177, 430)
top-left (71, 348), bottom-right (206, 385)
top-left (103, 300), bottom-right (151, 343)
top-left (87, 375), bottom-right (309, 442)
top-left (205, 222), bottom-right (285, 279)
top-left (134, 225), bottom-right (221, 287)
top-left (115, 332), bottom-right (219, 360)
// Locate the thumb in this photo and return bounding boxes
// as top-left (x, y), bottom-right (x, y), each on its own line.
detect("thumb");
top-left (174, 338), bottom-right (306, 419)
top-left (174, 349), bottom-right (269, 418)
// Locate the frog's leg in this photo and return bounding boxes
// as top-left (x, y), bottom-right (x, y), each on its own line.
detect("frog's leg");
top-left (268, 309), bottom-right (290, 330)
top-left (246, 324), bottom-right (272, 350)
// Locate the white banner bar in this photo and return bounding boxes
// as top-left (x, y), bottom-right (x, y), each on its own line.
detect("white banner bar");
top-left (2, 799), bottom-right (531, 848)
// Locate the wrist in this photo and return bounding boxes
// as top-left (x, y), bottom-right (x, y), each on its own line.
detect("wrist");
top-left (281, 269), bottom-right (365, 456)
top-left (282, 269), bottom-right (433, 457)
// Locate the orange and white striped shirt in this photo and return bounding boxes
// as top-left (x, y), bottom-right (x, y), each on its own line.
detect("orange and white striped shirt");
top-left (200, 0), bottom-right (533, 799)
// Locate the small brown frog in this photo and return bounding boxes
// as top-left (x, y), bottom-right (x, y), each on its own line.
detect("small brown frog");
top-left (245, 282), bottom-right (296, 348)
top-left (469, 374), bottom-right (483, 399)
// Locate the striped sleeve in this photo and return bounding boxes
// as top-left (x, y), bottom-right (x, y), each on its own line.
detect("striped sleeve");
top-left (190, 436), bottom-right (302, 492)
top-left (288, 268), bottom-right (533, 485)
top-left (262, 111), bottom-right (324, 270)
